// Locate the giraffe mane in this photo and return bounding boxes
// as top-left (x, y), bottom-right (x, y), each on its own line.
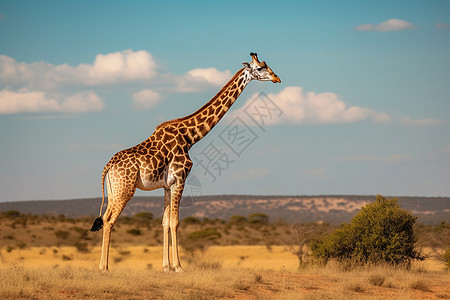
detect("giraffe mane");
top-left (155, 67), bottom-right (245, 130)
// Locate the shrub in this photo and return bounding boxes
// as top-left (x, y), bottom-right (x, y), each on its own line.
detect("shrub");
top-left (188, 228), bottom-right (221, 240)
top-left (185, 228), bottom-right (222, 252)
top-left (75, 241), bottom-right (90, 253)
top-left (229, 215), bottom-right (247, 223)
top-left (311, 195), bottom-right (423, 266)
top-left (3, 210), bottom-right (21, 218)
top-left (429, 222), bottom-right (450, 270)
top-left (17, 242), bottom-right (27, 249)
top-left (54, 230), bottom-right (70, 240)
top-left (133, 212), bottom-right (153, 221)
top-left (346, 282), bottom-right (365, 293)
top-left (70, 227), bottom-right (88, 239)
top-left (368, 275), bottom-right (385, 287)
top-left (127, 228), bottom-right (142, 236)
top-left (410, 280), bottom-right (431, 292)
top-left (182, 216), bottom-right (201, 224)
top-left (443, 249), bottom-right (450, 270)
top-left (248, 213), bottom-right (269, 224)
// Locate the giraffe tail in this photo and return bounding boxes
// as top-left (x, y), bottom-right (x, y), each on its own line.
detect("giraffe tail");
top-left (90, 162), bottom-right (111, 232)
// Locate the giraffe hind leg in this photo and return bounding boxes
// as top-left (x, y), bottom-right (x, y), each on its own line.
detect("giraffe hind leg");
top-left (98, 174), bottom-right (137, 272)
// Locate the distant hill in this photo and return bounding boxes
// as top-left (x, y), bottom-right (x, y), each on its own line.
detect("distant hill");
top-left (0, 195), bottom-right (448, 225)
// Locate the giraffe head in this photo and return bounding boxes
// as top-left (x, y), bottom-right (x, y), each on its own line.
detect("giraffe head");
top-left (242, 52), bottom-right (281, 83)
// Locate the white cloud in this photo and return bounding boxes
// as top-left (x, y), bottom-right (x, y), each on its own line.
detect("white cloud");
top-left (0, 89), bottom-right (103, 114)
top-left (0, 52), bottom-right (233, 93)
top-left (175, 68), bottom-right (232, 92)
top-left (133, 89), bottom-right (160, 109)
top-left (0, 51), bottom-right (233, 115)
top-left (0, 50), bottom-right (157, 90)
top-left (234, 86), bottom-right (390, 125)
top-left (356, 19), bottom-right (415, 32)
top-left (187, 68), bottom-right (232, 85)
top-left (84, 50), bottom-right (157, 84)
top-left (60, 91), bottom-right (104, 113)
top-left (0, 50), bottom-right (236, 115)
top-left (401, 117), bottom-right (444, 126)
top-left (0, 90), bottom-right (59, 114)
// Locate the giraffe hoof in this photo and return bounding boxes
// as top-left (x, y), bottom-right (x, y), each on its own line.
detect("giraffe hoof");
top-left (174, 266), bottom-right (184, 273)
top-left (99, 266), bottom-right (109, 272)
top-left (163, 266), bottom-right (173, 272)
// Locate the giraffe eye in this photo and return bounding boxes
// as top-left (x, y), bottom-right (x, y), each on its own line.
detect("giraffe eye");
top-left (256, 67), bottom-right (263, 71)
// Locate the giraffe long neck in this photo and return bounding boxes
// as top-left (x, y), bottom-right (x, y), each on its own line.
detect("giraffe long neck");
top-left (179, 68), bottom-right (251, 146)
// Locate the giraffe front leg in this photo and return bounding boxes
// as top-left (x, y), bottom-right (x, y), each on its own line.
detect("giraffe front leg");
top-left (162, 188), bottom-right (172, 272)
top-left (169, 184), bottom-right (185, 272)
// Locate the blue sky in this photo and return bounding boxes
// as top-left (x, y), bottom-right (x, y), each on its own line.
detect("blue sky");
top-left (0, 0), bottom-right (449, 202)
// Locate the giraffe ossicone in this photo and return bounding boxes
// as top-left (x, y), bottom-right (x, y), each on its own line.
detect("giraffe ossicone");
top-left (90, 52), bottom-right (280, 272)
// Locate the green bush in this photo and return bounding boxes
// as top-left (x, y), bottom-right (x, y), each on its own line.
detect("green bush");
top-left (133, 212), bottom-right (153, 221)
top-left (3, 210), bottom-right (21, 218)
top-left (311, 195), bottom-right (423, 266)
top-left (182, 216), bottom-right (201, 224)
top-left (229, 215), bottom-right (247, 223)
top-left (188, 228), bottom-right (221, 240)
top-left (127, 228), bottom-right (142, 236)
top-left (185, 228), bottom-right (222, 252)
top-left (248, 213), bottom-right (269, 224)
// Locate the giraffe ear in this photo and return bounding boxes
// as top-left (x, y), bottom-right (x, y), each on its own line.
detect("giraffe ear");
top-left (242, 62), bottom-right (251, 69)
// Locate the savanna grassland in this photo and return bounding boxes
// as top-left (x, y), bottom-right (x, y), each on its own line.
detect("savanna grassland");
top-left (0, 211), bottom-right (449, 299)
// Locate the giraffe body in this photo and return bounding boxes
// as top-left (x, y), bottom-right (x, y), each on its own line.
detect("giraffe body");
top-left (91, 53), bottom-right (280, 272)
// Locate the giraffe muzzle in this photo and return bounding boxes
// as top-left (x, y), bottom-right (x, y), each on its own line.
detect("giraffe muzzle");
top-left (272, 75), bottom-right (281, 83)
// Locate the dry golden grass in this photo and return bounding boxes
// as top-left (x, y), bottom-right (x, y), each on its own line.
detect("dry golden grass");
top-left (1, 245), bottom-right (449, 299)
top-left (1, 213), bottom-right (448, 298)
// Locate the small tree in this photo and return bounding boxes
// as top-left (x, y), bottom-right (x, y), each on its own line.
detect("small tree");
top-left (430, 222), bottom-right (450, 270)
top-left (311, 195), bottom-right (423, 266)
top-left (287, 222), bottom-right (330, 269)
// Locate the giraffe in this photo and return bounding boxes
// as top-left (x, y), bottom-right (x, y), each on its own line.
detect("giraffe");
top-left (90, 52), bottom-right (280, 272)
